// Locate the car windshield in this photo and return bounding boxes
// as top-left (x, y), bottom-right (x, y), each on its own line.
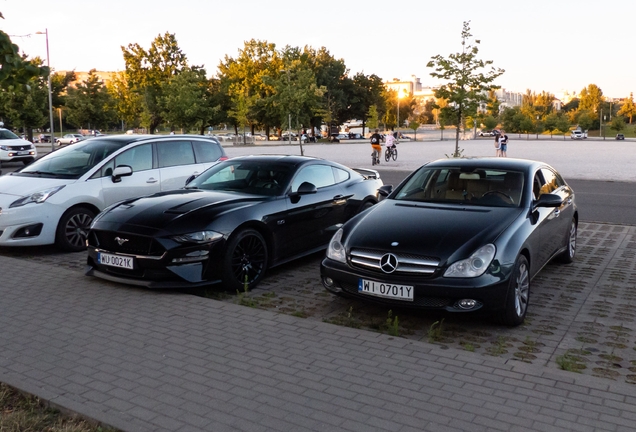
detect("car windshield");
top-left (186, 160), bottom-right (293, 196)
top-left (392, 166), bottom-right (525, 208)
top-left (18, 138), bottom-right (129, 179)
top-left (0, 129), bottom-right (20, 140)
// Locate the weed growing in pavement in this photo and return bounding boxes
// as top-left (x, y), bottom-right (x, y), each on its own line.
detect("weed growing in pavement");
top-left (323, 306), bottom-right (361, 329)
top-left (556, 351), bottom-right (587, 372)
top-left (0, 383), bottom-right (119, 432)
top-left (382, 310), bottom-right (400, 337)
top-left (486, 336), bottom-right (510, 356)
top-left (460, 341), bottom-right (475, 352)
top-left (427, 319), bottom-right (445, 343)
top-left (291, 310), bottom-right (308, 318)
top-left (237, 274), bottom-right (258, 307)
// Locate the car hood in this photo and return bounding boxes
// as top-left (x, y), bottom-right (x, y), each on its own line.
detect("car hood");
top-left (95, 189), bottom-right (268, 230)
top-left (0, 174), bottom-right (75, 198)
top-left (344, 200), bottom-right (523, 264)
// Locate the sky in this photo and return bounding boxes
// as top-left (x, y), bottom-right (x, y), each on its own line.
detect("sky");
top-left (2, 0), bottom-right (635, 98)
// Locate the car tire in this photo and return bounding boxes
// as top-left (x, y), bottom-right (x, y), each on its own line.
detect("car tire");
top-left (55, 207), bottom-right (95, 252)
top-left (499, 255), bottom-right (530, 327)
top-left (556, 219), bottom-right (577, 264)
top-left (222, 228), bottom-right (268, 292)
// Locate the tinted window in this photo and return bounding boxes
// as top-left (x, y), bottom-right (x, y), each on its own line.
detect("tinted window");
top-left (157, 141), bottom-right (195, 168)
top-left (291, 165), bottom-right (336, 191)
top-left (193, 140), bottom-right (223, 163)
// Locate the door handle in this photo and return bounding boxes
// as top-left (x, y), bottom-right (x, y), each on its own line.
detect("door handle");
top-left (147, 178), bottom-right (159, 183)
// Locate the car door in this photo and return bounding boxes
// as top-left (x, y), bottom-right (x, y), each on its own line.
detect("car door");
top-left (528, 169), bottom-right (563, 272)
top-left (156, 140), bottom-right (206, 191)
top-left (279, 164), bottom-right (349, 258)
top-left (100, 143), bottom-right (161, 206)
top-left (539, 168), bottom-right (574, 254)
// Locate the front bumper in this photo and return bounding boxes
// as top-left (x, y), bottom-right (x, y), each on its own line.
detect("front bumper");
top-left (320, 257), bottom-right (512, 313)
top-left (0, 202), bottom-right (61, 246)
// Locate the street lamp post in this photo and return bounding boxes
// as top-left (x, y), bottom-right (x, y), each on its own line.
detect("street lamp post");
top-left (36, 29), bottom-right (55, 152)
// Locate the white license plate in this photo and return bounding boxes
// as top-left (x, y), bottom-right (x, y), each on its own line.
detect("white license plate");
top-left (98, 252), bottom-right (134, 269)
top-left (18, 151), bottom-right (31, 155)
top-left (358, 278), bottom-right (414, 301)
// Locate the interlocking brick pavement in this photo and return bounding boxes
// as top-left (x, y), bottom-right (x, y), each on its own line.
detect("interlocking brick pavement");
top-left (1, 223), bottom-right (636, 431)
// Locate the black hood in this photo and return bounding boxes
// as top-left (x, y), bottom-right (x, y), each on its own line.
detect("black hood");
top-left (344, 200), bottom-right (522, 264)
top-left (96, 189), bottom-right (267, 230)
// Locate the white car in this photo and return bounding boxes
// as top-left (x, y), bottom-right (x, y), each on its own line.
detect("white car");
top-left (0, 134), bottom-right (227, 251)
top-left (570, 130), bottom-right (583, 139)
top-left (56, 134), bottom-right (85, 146)
top-left (0, 128), bottom-right (38, 166)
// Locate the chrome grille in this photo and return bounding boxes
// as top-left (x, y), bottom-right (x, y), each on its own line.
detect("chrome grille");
top-left (349, 248), bottom-right (440, 275)
top-left (89, 230), bottom-right (164, 256)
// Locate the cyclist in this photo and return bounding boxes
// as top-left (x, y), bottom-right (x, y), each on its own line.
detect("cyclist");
top-left (370, 128), bottom-right (383, 165)
top-left (385, 131), bottom-right (396, 152)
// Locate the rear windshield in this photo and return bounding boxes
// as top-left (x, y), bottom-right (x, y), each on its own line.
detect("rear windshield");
top-left (393, 167), bottom-right (525, 208)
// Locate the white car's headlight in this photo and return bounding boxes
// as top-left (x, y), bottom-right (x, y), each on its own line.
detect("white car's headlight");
top-left (172, 231), bottom-right (223, 244)
top-left (444, 244), bottom-right (496, 278)
top-left (9, 185), bottom-right (65, 208)
top-left (326, 228), bottom-right (346, 263)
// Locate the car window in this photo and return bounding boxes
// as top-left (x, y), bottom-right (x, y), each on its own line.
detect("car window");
top-left (99, 144), bottom-right (153, 177)
top-left (291, 164), bottom-right (336, 191)
top-left (332, 167), bottom-right (350, 183)
top-left (192, 140), bottom-right (223, 163)
top-left (0, 129), bottom-right (20, 140)
top-left (538, 168), bottom-right (563, 196)
top-left (192, 161), bottom-right (292, 196)
top-left (157, 140), bottom-right (195, 167)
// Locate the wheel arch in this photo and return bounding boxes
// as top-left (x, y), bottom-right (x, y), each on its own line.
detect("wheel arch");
top-left (226, 220), bottom-right (274, 265)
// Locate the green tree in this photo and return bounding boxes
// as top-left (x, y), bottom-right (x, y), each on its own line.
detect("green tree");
top-left (610, 116), bottom-right (626, 133)
top-left (121, 32), bottom-right (190, 133)
top-left (579, 84), bottom-right (603, 114)
top-left (349, 72), bottom-right (384, 135)
top-left (555, 113), bottom-right (571, 140)
top-left (485, 90), bottom-right (500, 116)
top-left (65, 69), bottom-right (115, 130)
top-left (408, 120), bottom-right (420, 141)
top-left (576, 110), bottom-right (594, 133)
top-left (366, 105), bottom-right (379, 130)
top-left (617, 93), bottom-right (636, 124)
top-left (161, 68), bottom-right (213, 133)
top-left (0, 73), bottom-right (49, 139)
top-left (427, 21), bottom-right (504, 156)
top-left (0, 31), bottom-right (49, 90)
top-left (107, 71), bottom-right (143, 131)
top-left (483, 115), bottom-right (498, 130)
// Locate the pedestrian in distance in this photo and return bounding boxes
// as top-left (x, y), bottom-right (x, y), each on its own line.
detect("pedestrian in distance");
top-left (498, 129), bottom-right (509, 157)
top-left (494, 132), bottom-right (501, 156)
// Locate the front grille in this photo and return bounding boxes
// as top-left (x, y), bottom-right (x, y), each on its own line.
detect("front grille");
top-left (349, 248), bottom-right (440, 276)
top-left (89, 230), bottom-right (165, 256)
top-left (340, 282), bottom-right (451, 308)
top-left (8, 145), bottom-right (33, 151)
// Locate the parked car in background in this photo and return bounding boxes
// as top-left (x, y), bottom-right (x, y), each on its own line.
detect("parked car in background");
top-left (0, 128), bottom-right (38, 166)
top-left (0, 134), bottom-right (227, 251)
top-left (85, 155), bottom-right (384, 290)
top-left (479, 130), bottom-right (495, 137)
top-left (616, 134), bottom-right (625, 140)
top-left (321, 158), bottom-right (578, 327)
top-left (570, 130), bottom-right (583, 139)
top-left (37, 134), bottom-right (52, 143)
top-left (56, 134), bottom-right (85, 146)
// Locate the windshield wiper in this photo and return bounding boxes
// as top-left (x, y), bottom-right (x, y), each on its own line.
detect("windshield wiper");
top-left (21, 170), bottom-right (57, 176)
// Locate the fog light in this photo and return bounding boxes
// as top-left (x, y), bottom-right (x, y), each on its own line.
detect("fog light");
top-left (457, 299), bottom-right (478, 310)
top-left (322, 277), bottom-right (334, 287)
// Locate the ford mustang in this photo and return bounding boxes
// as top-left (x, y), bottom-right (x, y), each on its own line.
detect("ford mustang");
top-left (320, 158), bottom-right (577, 326)
top-left (86, 155), bottom-right (383, 290)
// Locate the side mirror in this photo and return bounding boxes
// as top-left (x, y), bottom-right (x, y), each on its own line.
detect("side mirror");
top-left (185, 174), bottom-right (197, 186)
top-left (534, 193), bottom-right (562, 208)
top-left (296, 181), bottom-right (317, 195)
top-left (378, 184), bottom-right (393, 198)
top-left (112, 165), bottom-right (133, 183)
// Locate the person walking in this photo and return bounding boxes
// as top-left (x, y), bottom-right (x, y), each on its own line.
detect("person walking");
top-left (498, 130), bottom-right (509, 157)
top-left (370, 128), bottom-right (383, 165)
top-left (494, 132), bottom-right (501, 156)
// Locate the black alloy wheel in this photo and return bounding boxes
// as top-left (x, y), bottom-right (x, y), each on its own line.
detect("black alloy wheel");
top-left (222, 228), bottom-right (269, 291)
top-left (55, 207), bottom-right (96, 252)
top-left (499, 255), bottom-right (530, 327)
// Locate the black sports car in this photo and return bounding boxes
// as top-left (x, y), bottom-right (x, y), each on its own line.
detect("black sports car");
top-left (86, 155), bottom-right (383, 290)
top-left (320, 158), bottom-right (578, 326)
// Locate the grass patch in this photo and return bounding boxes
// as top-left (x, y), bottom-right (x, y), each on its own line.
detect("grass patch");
top-left (0, 383), bottom-right (118, 431)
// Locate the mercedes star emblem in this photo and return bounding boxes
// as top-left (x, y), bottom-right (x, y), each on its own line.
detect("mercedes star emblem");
top-left (380, 253), bottom-right (399, 273)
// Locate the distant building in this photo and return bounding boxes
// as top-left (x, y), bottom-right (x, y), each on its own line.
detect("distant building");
top-left (58, 70), bottom-right (117, 88)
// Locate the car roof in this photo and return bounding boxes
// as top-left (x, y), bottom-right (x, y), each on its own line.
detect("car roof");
top-left (80, 134), bottom-right (222, 145)
top-left (424, 157), bottom-right (551, 173)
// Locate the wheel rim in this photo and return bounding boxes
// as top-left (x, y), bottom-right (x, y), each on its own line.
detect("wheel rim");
top-left (514, 262), bottom-right (529, 318)
top-left (65, 212), bottom-right (93, 248)
top-left (392, 149), bottom-right (397, 161)
top-left (230, 234), bottom-right (267, 286)
top-left (568, 221), bottom-right (577, 258)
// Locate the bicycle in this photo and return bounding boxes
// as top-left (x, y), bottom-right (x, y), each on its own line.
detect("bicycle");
top-left (371, 148), bottom-right (380, 166)
top-left (384, 145), bottom-right (398, 162)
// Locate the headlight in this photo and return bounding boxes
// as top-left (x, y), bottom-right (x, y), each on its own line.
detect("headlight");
top-left (444, 244), bottom-right (496, 278)
top-left (171, 230), bottom-right (223, 244)
top-left (0, 145), bottom-right (8, 151)
top-left (326, 228), bottom-right (346, 263)
top-left (9, 185), bottom-right (65, 208)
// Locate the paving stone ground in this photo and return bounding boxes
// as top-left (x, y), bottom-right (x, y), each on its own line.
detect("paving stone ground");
top-left (1, 222), bottom-right (636, 431)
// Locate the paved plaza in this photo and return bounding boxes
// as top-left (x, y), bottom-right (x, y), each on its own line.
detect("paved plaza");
top-left (1, 137), bottom-right (634, 431)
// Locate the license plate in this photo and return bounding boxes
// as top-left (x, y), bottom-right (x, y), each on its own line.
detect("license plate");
top-left (98, 252), bottom-right (134, 269)
top-left (358, 278), bottom-right (414, 301)
top-left (18, 151), bottom-right (31, 155)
